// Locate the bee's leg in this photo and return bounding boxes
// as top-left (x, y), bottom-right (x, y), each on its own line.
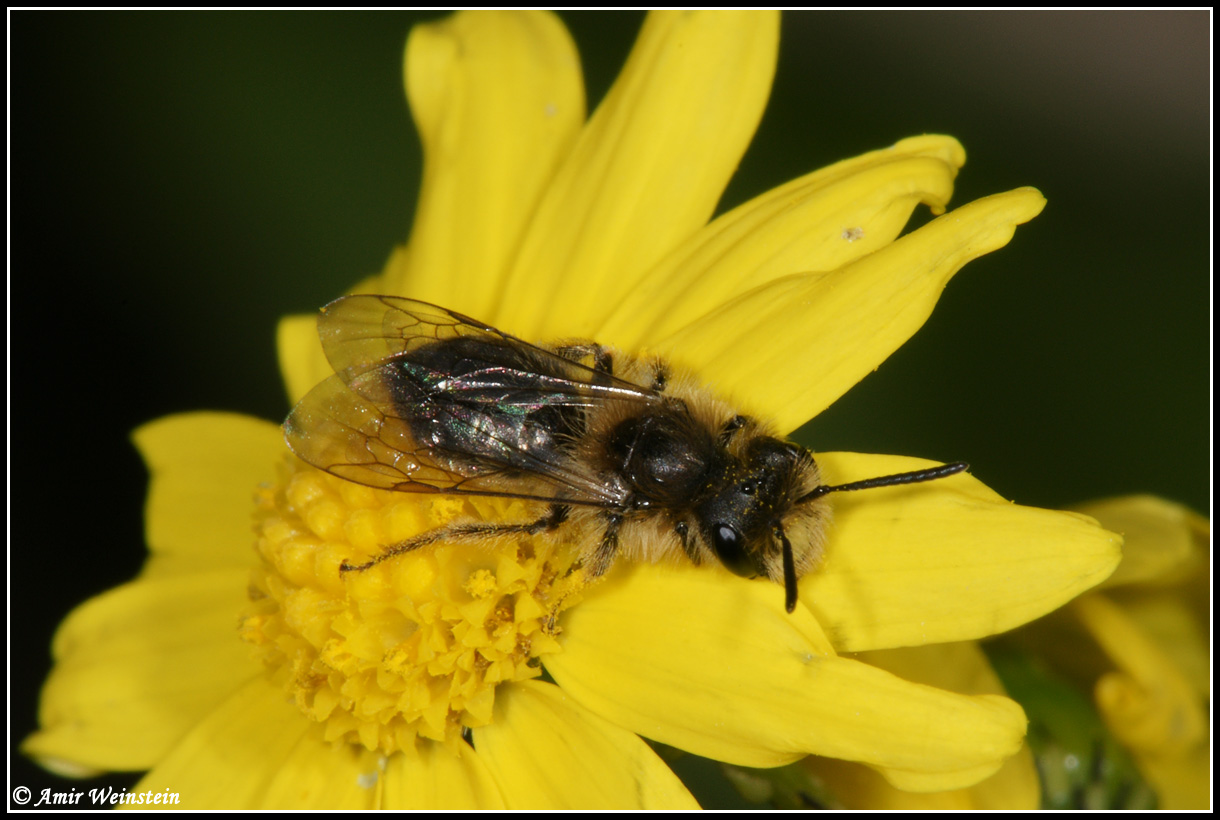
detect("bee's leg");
top-left (554, 343), bottom-right (614, 375)
top-left (648, 360), bottom-right (669, 393)
top-left (553, 343), bottom-right (669, 393)
top-left (674, 520), bottom-right (702, 565)
top-left (584, 512), bottom-right (623, 579)
top-left (774, 524), bottom-right (799, 614)
top-left (555, 342), bottom-right (617, 393)
top-left (718, 414), bottom-right (752, 445)
top-left (591, 346), bottom-right (614, 376)
top-left (340, 504), bottom-right (570, 573)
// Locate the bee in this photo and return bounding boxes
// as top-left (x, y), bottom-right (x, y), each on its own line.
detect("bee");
top-left (284, 295), bottom-right (967, 613)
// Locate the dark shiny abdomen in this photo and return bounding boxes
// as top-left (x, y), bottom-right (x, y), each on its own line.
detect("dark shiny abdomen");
top-left (384, 337), bottom-right (585, 476)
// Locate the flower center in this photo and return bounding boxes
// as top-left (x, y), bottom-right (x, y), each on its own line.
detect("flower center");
top-left (240, 456), bottom-right (587, 753)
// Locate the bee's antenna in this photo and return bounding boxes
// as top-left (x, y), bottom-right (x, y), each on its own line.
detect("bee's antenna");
top-left (797, 461), bottom-right (969, 506)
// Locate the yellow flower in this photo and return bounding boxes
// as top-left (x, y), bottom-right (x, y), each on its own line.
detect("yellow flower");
top-left (25, 11), bottom-right (1121, 808)
top-left (999, 496), bottom-right (1210, 809)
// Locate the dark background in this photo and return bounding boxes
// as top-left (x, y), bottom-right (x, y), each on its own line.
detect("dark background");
top-left (10, 11), bottom-right (1209, 808)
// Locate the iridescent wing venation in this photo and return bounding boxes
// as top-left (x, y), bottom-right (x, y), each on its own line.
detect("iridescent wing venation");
top-left (284, 373), bottom-right (628, 506)
top-left (315, 295), bottom-right (481, 378)
top-left (316, 294), bottom-right (660, 406)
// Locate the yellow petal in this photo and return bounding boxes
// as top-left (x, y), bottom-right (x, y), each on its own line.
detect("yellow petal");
top-left (126, 678), bottom-right (356, 809)
top-left (1073, 495), bottom-right (1206, 588)
top-left (1072, 595), bottom-right (1205, 758)
top-left (383, 11), bottom-right (585, 318)
top-left (473, 680), bottom-right (698, 809)
top-left (1131, 741), bottom-right (1211, 811)
top-left (381, 741), bottom-right (506, 809)
top-left (1108, 589), bottom-right (1210, 700)
top-left (803, 453), bottom-right (1121, 652)
top-left (1073, 496), bottom-right (1210, 701)
top-left (1072, 593), bottom-right (1210, 809)
top-left (805, 743), bottom-right (1038, 810)
top-left (133, 413), bottom-right (284, 575)
top-left (545, 562), bottom-right (1026, 788)
top-left (805, 757), bottom-right (977, 809)
top-left (600, 135), bottom-right (966, 348)
top-left (277, 313), bottom-right (329, 405)
top-left (503, 11), bottom-right (780, 339)
top-left (24, 572), bottom-right (256, 773)
top-left (823, 643), bottom-right (1040, 808)
top-left (660, 187), bottom-right (1047, 432)
top-left (255, 730), bottom-right (384, 809)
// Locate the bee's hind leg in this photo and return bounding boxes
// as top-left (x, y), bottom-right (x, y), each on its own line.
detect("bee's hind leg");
top-left (340, 503), bottom-right (570, 573)
top-left (553, 342), bottom-right (614, 375)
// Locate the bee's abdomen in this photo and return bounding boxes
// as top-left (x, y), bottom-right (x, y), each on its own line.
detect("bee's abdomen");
top-left (384, 338), bottom-right (585, 475)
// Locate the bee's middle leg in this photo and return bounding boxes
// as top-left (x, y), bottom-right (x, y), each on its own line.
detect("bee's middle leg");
top-left (582, 512), bottom-right (623, 580)
top-left (340, 503), bottom-right (570, 573)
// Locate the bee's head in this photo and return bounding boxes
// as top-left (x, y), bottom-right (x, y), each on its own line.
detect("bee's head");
top-left (698, 437), bottom-right (824, 596)
top-left (698, 419), bottom-right (968, 615)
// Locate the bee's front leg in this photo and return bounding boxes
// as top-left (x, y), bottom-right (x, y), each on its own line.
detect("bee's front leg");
top-left (674, 519), bottom-right (702, 565)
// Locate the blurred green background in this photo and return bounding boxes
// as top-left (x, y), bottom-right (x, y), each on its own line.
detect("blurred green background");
top-left (11, 11), bottom-right (1208, 807)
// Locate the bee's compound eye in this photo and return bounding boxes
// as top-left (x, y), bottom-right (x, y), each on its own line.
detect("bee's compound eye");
top-left (710, 524), bottom-right (755, 577)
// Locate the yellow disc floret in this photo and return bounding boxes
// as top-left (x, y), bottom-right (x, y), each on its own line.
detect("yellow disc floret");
top-left (240, 456), bottom-right (586, 754)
